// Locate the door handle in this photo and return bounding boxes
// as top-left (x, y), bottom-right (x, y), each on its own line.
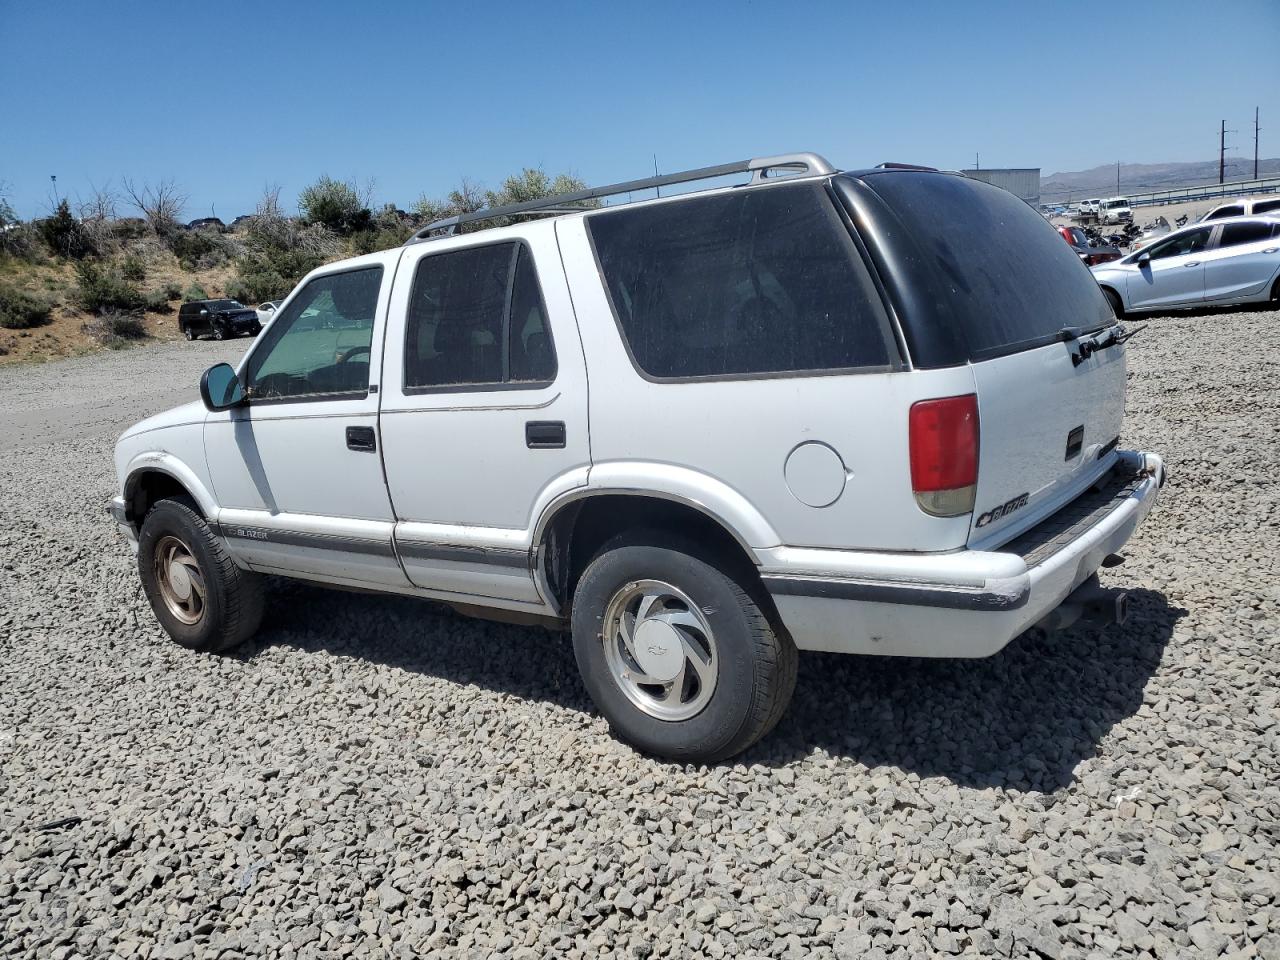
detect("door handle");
top-left (346, 426), bottom-right (376, 452)
top-left (1263, 248), bottom-right (1279, 254)
top-left (1184, 261), bottom-right (1200, 267)
top-left (526, 420), bottom-right (566, 449)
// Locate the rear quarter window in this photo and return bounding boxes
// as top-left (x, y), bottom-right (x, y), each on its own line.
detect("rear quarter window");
top-left (851, 172), bottom-right (1113, 364)
top-left (586, 182), bottom-right (896, 380)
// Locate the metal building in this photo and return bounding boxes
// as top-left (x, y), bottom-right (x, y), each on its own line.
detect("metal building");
top-left (962, 168), bottom-right (1040, 207)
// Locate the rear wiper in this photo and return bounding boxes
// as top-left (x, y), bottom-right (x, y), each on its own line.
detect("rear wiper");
top-left (1068, 322), bottom-right (1147, 366)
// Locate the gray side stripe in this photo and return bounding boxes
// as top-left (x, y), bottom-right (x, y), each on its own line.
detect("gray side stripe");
top-left (221, 525), bottom-right (396, 558)
top-left (395, 540), bottom-right (529, 568)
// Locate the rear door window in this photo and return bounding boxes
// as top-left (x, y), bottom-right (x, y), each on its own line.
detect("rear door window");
top-left (586, 182), bottom-right (894, 380)
top-left (404, 241), bottom-right (557, 391)
top-left (852, 171), bottom-right (1113, 363)
top-left (1218, 221), bottom-right (1275, 248)
top-left (1252, 198), bottom-right (1280, 215)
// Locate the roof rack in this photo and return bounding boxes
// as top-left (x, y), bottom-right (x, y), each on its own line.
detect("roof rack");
top-left (407, 152), bottom-right (835, 243)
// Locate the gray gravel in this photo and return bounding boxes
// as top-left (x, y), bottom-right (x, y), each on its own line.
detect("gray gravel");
top-left (2, 313), bottom-right (1278, 959)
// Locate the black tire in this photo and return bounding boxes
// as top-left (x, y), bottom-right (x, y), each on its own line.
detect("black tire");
top-left (183, 326), bottom-right (194, 341)
top-left (1102, 286), bottom-right (1125, 319)
top-left (212, 323), bottom-right (226, 341)
top-left (137, 497), bottom-right (264, 653)
top-left (571, 532), bottom-right (797, 763)
top-left (1270, 277), bottom-right (1280, 310)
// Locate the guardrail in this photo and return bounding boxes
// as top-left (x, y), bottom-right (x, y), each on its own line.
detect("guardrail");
top-left (1046, 175), bottom-right (1280, 210)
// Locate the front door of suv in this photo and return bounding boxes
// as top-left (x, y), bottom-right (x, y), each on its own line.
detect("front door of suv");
top-left (378, 229), bottom-right (590, 608)
top-left (204, 258), bottom-right (409, 589)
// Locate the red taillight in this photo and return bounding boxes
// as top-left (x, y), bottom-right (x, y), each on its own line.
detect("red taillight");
top-left (909, 394), bottom-right (979, 517)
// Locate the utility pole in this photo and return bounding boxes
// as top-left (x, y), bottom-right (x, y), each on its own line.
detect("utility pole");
top-left (975, 152), bottom-right (980, 170)
top-left (1116, 161), bottom-right (1120, 194)
top-left (653, 154), bottom-right (660, 198)
top-left (1255, 107), bottom-right (1261, 180)
top-left (1220, 120), bottom-right (1226, 184)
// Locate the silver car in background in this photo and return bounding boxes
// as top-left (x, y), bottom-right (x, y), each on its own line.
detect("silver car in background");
top-left (1091, 217), bottom-right (1280, 315)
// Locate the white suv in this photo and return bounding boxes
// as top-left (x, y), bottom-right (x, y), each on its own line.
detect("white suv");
top-left (110, 153), bottom-right (1165, 762)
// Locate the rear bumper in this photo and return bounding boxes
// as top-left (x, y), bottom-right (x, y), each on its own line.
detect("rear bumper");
top-left (760, 450), bottom-right (1164, 658)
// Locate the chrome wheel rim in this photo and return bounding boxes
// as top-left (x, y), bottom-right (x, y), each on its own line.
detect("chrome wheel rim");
top-left (154, 535), bottom-right (206, 625)
top-left (601, 579), bottom-right (717, 721)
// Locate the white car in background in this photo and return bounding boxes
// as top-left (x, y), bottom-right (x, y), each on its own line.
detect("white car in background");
top-left (1199, 195), bottom-right (1280, 222)
top-left (255, 300), bottom-right (283, 326)
top-left (1091, 217), bottom-right (1280, 315)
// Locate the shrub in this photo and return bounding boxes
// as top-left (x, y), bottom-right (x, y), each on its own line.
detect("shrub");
top-left (143, 290), bottom-right (172, 312)
top-left (38, 200), bottom-right (94, 258)
top-left (162, 281), bottom-right (182, 300)
top-left (183, 282), bottom-right (208, 301)
top-left (225, 270), bottom-right (286, 305)
top-left (121, 253), bottom-right (147, 282)
top-left (0, 284), bottom-right (53, 329)
top-left (75, 262), bottom-right (146, 312)
top-left (298, 176), bottom-right (372, 235)
top-left (82, 309), bottom-right (146, 347)
top-left (169, 228), bottom-right (234, 270)
top-left (348, 224), bottom-right (412, 256)
top-left (0, 222), bottom-right (44, 262)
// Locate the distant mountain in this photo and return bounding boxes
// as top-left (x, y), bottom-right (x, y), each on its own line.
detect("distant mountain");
top-left (1041, 158), bottom-right (1280, 202)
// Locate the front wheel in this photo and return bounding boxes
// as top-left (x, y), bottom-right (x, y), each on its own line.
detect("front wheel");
top-left (212, 323), bottom-right (226, 341)
top-left (571, 533), bottom-right (797, 763)
top-left (183, 326), bottom-right (194, 341)
top-left (137, 497), bottom-right (265, 653)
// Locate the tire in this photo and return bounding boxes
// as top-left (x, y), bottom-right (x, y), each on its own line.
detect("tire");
top-left (1102, 287), bottom-right (1125, 319)
top-left (183, 326), bottom-right (194, 341)
top-left (1270, 277), bottom-right (1280, 310)
top-left (571, 532), bottom-right (797, 763)
top-left (212, 323), bottom-right (226, 341)
top-left (137, 497), bottom-right (265, 653)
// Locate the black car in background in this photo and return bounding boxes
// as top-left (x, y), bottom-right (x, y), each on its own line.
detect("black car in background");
top-left (178, 299), bottom-right (261, 341)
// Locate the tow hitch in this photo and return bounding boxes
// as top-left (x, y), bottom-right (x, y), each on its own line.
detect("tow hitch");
top-left (1037, 574), bottom-right (1130, 632)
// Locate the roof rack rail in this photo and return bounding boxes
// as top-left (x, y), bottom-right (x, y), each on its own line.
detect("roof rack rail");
top-left (875, 162), bottom-right (939, 171)
top-left (408, 152), bottom-right (835, 243)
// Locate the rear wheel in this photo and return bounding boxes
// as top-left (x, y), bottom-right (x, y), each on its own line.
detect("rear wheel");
top-left (1102, 287), bottom-right (1125, 319)
top-left (1270, 277), bottom-right (1280, 310)
top-left (137, 497), bottom-right (264, 653)
top-left (571, 532), bottom-right (797, 763)
top-left (183, 326), bottom-right (194, 341)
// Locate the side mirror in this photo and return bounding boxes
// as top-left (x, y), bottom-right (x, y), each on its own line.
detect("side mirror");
top-left (200, 363), bottom-right (245, 411)
top-left (199, 308), bottom-right (209, 316)
top-left (1136, 252), bottom-right (1151, 266)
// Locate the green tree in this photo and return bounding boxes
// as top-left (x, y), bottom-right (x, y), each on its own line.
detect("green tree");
top-left (298, 176), bottom-right (372, 235)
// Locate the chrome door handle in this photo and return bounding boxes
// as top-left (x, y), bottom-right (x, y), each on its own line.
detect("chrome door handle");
top-left (1263, 247), bottom-right (1279, 254)
top-left (1184, 261), bottom-right (1201, 267)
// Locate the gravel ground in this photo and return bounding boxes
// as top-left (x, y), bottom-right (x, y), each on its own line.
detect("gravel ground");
top-left (1, 315), bottom-right (1278, 960)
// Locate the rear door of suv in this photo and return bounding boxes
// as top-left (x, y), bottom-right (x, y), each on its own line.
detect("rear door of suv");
top-left (377, 223), bottom-right (590, 605)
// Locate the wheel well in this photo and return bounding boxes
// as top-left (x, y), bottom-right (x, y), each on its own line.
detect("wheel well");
top-left (540, 495), bottom-right (762, 614)
top-left (125, 470), bottom-right (200, 531)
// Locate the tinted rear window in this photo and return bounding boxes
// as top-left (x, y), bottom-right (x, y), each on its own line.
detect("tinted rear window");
top-left (858, 172), bottom-right (1112, 363)
top-left (586, 183), bottom-right (894, 380)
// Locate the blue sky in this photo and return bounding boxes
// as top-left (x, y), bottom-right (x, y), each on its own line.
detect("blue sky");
top-left (3, 0), bottom-right (1278, 219)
